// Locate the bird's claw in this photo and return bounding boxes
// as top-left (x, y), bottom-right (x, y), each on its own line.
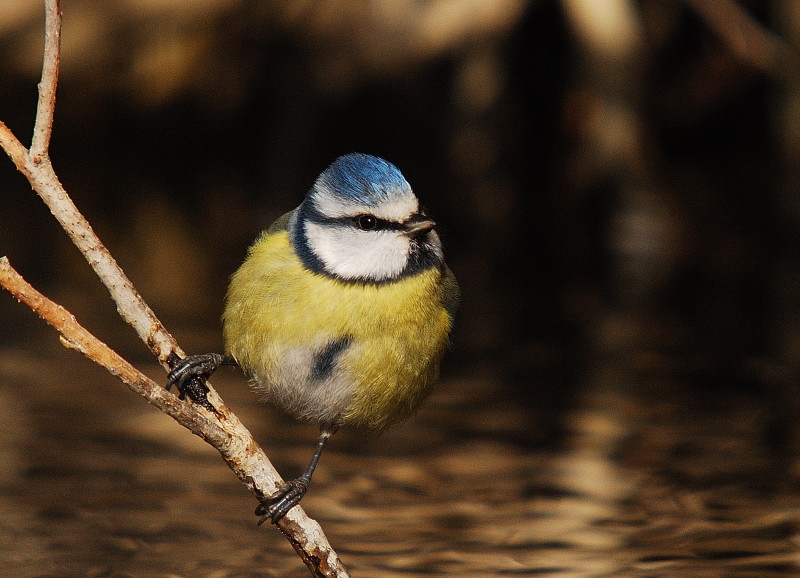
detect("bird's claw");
top-left (255, 478), bottom-right (309, 525)
top-left (165, 352), bottom-right (225, 412)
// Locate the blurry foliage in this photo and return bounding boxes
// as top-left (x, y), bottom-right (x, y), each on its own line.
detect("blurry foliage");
top-left (0, 0), bottom-right (797, 390)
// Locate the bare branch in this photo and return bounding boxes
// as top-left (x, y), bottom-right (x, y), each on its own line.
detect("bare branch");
top-left (0, 256), bottom-right (203, 425)
top-left (3, 121), bottom-right (178, 364)
top-left (31, 0), bottom-right (61, 158)
top-left (0, 257), bottom-right (350, 578)
top-left (2, 0), bottom-right (176, 366)
top-left (0, 121), bottom-right (30, 173)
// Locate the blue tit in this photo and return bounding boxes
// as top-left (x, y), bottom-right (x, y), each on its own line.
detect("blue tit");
top-left (167, 153), bottom-right (459, 524)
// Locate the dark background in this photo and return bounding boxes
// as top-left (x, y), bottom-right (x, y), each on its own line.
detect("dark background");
top-left (1, 0), bottom-right (797, 450)
top-left (2, 2), bottom-right (800, 575)
top-left (1, 0), bottom-right (794, 370)
top-left (0, 0), bottom-right (791, 364)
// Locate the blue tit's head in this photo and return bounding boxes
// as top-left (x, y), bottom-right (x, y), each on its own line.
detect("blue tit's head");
top-left (289, 153), bottom-right (445, 283)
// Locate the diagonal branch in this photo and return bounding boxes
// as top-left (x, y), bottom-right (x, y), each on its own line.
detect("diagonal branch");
top-left (0, 257), bottom-right (213, 433)
top-left (9, 126), bottom-right (181, 367)
top-left (0, 258), bottom-right (349, 577)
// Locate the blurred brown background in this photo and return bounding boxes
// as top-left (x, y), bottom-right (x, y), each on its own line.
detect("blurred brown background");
top-left (3, 1), bottom-right (800, 576)
top-left (1, 0), bottom-right (796, 370)
top-left (2, 0), bottom-right (797, 377)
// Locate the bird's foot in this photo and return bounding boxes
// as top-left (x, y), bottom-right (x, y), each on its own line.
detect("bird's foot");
top-left (165, 352), bottom-right (226, 412)
top-left (255, 478), bottom-right (309, 525)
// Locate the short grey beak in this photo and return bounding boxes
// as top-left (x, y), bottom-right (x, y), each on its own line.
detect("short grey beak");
top-left (403, 214), bottom-right (436, 238)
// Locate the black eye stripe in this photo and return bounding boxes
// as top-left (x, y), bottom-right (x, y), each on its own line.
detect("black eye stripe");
top-left (354, 214), bottom-right (410, 231)
top-left (309, 210), bottom-right (405, 232)
top-left (353, 215), bottom-right (407, 231)
top-left (333, 214), bottom-right (400, 231)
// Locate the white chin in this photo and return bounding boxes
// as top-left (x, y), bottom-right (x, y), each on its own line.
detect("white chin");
top-left (304, 221), bottom-right (410, 281)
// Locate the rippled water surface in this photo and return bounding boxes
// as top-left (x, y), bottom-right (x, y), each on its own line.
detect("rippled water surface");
top-left (1, 325), bottom-right (799, 577)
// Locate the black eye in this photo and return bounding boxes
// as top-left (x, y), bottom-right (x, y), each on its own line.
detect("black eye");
top-left (356, 214), bottom-right (378, 230)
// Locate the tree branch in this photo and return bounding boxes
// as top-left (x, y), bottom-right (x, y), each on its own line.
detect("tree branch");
top-left (0, 1), bottom-right (350, 576)
top-left (0, 257), bottom-right (348, 577)
top-left (5, 0), bottom-right (178, 366)
top-left (31, 0), bottom-right (60, 157)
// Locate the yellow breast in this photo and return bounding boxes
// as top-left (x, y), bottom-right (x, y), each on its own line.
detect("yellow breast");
top-left (223, 228), bottom-right (455, 431)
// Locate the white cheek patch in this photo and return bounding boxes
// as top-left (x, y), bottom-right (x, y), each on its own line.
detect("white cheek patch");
top-left (313, 181), bottom-right (419, 222)
top-left (305, 221), bottom-right (411, 281)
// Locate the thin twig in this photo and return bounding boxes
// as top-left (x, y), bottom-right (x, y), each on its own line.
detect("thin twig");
top-left (0, 0), bottom-right (350, 576)
top-left (30, 0), bottom-right (60, 157)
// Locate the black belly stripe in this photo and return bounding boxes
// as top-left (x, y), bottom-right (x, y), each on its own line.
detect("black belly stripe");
top-left (311, 336), bottom-right (353, 381)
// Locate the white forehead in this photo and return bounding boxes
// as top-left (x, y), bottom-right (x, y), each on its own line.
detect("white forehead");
top-left (312, 180), bottom-right (419, 222)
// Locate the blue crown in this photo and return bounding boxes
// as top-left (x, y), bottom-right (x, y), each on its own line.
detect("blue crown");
top-left (313, 153), bottom-right (410, 206)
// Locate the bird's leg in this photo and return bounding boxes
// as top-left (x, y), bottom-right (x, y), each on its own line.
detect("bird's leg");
top-left (165, 351), bottom-right (236, 412)
top-left (256, 428), bottom-right (334, 525)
